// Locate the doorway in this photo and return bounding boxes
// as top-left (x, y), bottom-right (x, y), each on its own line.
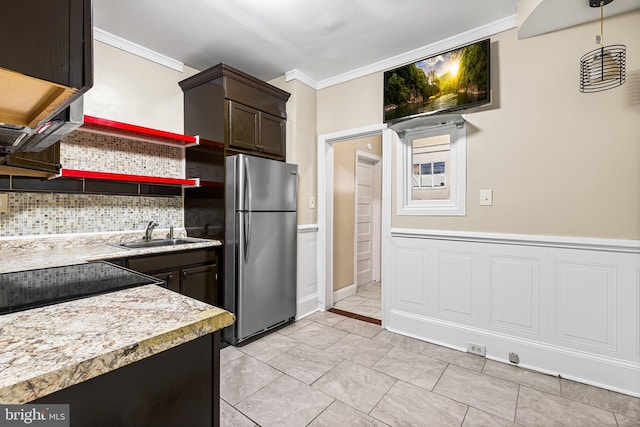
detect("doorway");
top-left (317, 124), bottom-right (387, 324)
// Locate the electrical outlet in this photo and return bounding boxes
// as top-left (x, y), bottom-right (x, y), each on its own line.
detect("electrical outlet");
top-left (467, 343), bottom-right (486, 357)
top-left (0, 194), bottom-right (7, 213)
top-left (309, 196), bottom-right (316, 209)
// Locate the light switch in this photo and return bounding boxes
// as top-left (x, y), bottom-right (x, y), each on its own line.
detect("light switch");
top-left (480, 189), bottom-right (493, 206)
top-left (309, 196), bottom-right (316, 209)
top-left (0, 194), bottom-right (7, 213)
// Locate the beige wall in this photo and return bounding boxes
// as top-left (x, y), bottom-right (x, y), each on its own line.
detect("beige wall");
top-left (269, 77), bottom-right (319, 225)
top-left (333, 135), bottom-right (382, 291)
top-left (316, 10), bottom-right (640, 240)
top-left (84, 41), bottom-right (199, 134)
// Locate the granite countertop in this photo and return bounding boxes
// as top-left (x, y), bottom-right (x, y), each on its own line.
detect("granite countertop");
top-left (0, 230), bottom-right (233, 403)
top-left (0, 284), bottom-right (235, 404)
top-left (0, 230), bottom-right (222, 274)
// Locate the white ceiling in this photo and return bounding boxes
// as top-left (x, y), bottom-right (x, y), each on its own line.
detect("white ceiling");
top-left (93, 0), bottom-right (639, 83)
top-left (93, 0), bottom-right (519, 81)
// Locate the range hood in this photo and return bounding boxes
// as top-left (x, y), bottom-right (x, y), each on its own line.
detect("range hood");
top-left (0, 97), bottom-right (83, 157)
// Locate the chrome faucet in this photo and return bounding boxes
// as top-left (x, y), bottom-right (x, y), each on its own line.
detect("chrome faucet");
top-left (144, 221), bottom-right (158, 241)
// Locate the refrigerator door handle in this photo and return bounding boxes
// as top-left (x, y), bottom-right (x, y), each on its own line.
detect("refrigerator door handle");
top-left (244, 211), bottom-right (252, 264)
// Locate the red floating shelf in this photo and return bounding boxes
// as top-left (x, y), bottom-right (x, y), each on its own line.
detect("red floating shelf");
top-left (60, 169), bottom-right (198, 187)
top-left (81, 115), bottom-right (199, 147)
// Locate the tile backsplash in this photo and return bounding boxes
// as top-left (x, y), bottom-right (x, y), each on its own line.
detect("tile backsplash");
top-left (61, 130), bottom-right (183, 178)
top-left (0, 192), bottom-right (182, 237)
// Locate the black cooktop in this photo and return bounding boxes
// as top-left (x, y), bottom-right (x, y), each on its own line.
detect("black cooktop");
top-left (0, 261), bottom-right (164, 314)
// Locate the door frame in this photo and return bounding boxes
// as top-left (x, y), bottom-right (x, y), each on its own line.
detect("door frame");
top-left (317, 123), bottom-right (388, 318)
top-left (354, 150), bottom-right (382, 288)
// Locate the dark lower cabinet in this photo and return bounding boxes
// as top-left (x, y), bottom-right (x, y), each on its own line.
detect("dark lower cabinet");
top-left (128, 248), bottom-right (219, 307)
top-left (33, 332), bottom-right (221, 427)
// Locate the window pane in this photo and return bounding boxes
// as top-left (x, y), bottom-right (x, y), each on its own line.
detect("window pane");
top-left (411, 135), bottom-right (451, 201)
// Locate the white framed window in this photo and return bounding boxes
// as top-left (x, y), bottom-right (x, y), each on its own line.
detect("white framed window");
top-left (396, 122), bottom-right (466, 216)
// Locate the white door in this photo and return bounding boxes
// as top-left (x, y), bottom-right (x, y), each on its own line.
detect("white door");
top-left (356, 158), bottom-right (375, 289)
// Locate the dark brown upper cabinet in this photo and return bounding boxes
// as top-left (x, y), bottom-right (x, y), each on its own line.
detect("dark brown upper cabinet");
top-left (0, 0), bottom-right (93, 129)
top-left (179, 63), bottom-right (290, 161)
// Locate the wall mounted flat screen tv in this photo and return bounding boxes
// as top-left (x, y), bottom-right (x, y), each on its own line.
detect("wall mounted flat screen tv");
top-left (384, 38), bottom-right (490, 123)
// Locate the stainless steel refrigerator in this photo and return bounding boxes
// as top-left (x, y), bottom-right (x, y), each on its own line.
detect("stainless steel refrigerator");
top-left (224, 154), bottom-right (298, 345)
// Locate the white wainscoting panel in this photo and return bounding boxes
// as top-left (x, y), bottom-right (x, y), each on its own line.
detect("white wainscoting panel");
top-left (297, 225), bottom-right (319, 318)
top-left (438, 251), bottom-right (478, 321)
top-left (390, 239), bottom-right (428, 313)
top-left (386, 229), bottom-right (640, 396)
top-left (490, 256), bottom-right (540, 335)
top-left (556, 262), bottom-right (617, 351)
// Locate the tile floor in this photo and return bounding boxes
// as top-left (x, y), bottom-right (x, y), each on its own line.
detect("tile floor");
top-left (333, 282), bottom-right (382, 320)
top-left (220, 311), bottom-right (640, 427)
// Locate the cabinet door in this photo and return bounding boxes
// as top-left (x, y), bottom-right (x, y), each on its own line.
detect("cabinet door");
top-left (153, 271), bottom-right (181, 293)
top-left (228, 101), bottom-right (258, 152)
top-left (181, 264), bottom-right (217, 306)
top-left (260, 112), bottom-right (285, 158)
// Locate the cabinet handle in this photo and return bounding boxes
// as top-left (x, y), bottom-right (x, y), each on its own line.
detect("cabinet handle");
top-left (182, 271), bottom-right (188, 278)
top-left (167, 274), bottom-right (174, 281)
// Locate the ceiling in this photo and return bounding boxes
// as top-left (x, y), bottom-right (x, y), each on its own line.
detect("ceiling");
top-left (93, 0), bottom-right (639, 83)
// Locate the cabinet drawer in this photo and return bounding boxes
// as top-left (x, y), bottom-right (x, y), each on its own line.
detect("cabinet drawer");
top-left (128, 249), bottom-right (216, 273)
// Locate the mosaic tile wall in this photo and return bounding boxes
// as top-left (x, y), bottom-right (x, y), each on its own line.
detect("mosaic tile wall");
top-left (60, 131), bottom-right (184, 178)
top-left (0, 192), bottom-right (182, 237)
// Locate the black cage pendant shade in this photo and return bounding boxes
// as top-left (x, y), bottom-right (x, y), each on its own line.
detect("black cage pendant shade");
top-left (580, 0), bottom-right (626, 93)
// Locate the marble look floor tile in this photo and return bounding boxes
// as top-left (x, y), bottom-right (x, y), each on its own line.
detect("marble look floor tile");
top-left (267, 344), bottom-right (342, 385)
top-left (340, 305), bottom-right (381, 317)
top-left (333, 317), bottom-right (383, 339)
top-left (561, 378), bottom-right (640, 420)
top-left (288, 322), bottom-right (348, 350)
top-left (421, 343), bottom-right (486, 372)
top-left (308, 400), bottom-right (388, 427)
top-left (358, 289), bottom-right (381, 299)
top-left (370, 380), bottom-right (468, 427)
top-left (238, 332), bottom-right (299, 362)
top-left (306, 310), bottom-right (348, 326)
top-left (325, 333), bottom-right (392, 367)
top-left (483, 359), bottom-right (561, 396)
top-left (236, 375), bottom-right (333, 427)
top-left (220, 398), bottom-right (257, 427)
top-left (278, 318), bottom-right (313, 336)
top-left (337, 295), bottom-right (369, 305)
top-left (372, 346), bottom-right (447, 391)
top-left (463, 407), bottom-right (520, 426)
top-left (516, 385), bottom-right (617, 427)
top-left (434, 365), bottom-right (519, 421)
top-left (615, 413), bottom-right (640, 426)
top-left (220, 345), bottom-right (245, 366)
top-left (312, 360), bottom-right (396, 413)
top-left (373, 330), bottom-right (431, 354)
top-left (220, 355), bottom-right (282, 405)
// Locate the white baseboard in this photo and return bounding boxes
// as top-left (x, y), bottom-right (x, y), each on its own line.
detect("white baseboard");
top-left (296, 293), bottom-right (319, 319)
top-left (333, 284), bottom-right (356, 302)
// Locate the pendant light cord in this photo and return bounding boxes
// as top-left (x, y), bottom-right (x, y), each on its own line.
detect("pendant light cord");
top-left (600, 1), bottom-right (604, 45)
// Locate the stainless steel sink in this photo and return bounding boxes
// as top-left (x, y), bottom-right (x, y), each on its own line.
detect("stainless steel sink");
top-left (118, 238), bottom-right (200, 249)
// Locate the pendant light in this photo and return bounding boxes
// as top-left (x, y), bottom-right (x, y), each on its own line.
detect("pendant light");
top-left (579, 0), bottom-right (626, 93)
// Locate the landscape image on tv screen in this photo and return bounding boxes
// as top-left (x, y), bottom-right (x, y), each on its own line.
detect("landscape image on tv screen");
top-left (384, 39), bottom-right (490, 122)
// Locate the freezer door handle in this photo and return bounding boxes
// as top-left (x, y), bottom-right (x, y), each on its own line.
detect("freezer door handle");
top-left (244, 155), bottom-right (253, 213)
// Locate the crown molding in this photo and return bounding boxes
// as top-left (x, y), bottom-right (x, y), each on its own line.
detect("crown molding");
top-left (313, 14), bottom-right (517, 90)
top-left (285, 69), bottom-right (318, 90)
top-left (93, 27), bottom-right (184, 72)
